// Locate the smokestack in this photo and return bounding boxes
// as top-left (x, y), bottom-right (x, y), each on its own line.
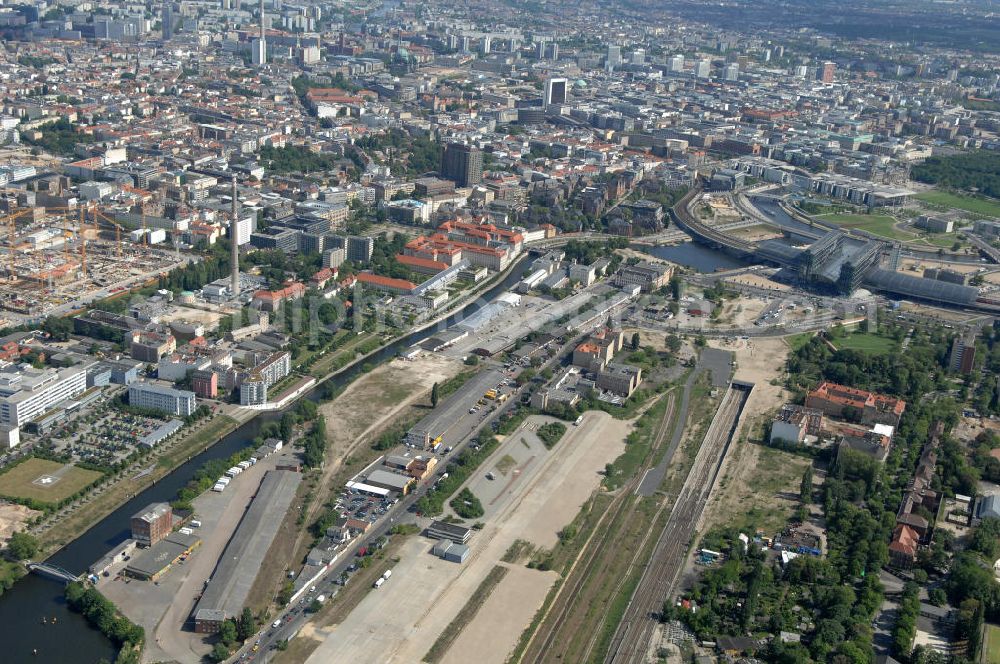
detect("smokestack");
top-left (260, 0), bottom-right (265, 41)
top-left (231, 175), bottom-right (240, 298)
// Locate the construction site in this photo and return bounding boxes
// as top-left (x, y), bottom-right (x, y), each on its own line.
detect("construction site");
top-left (0, 198), bottom-right (192, 325)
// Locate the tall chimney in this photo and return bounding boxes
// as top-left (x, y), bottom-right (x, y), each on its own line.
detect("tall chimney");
top-left (231, 175), bottom-right (240, 297)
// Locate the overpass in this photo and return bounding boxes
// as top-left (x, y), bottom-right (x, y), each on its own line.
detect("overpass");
top-left (967, 234), bottom-right (1000, 264)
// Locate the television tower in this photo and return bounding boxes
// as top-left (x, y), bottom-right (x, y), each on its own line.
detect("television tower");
top-left (230, 175), bottom-right (240, 298)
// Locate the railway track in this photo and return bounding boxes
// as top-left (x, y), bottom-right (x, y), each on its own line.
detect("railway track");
top-left (604, 383), bottom-right (751, 664)
top-left (519, 391), bottom-right (679, 664)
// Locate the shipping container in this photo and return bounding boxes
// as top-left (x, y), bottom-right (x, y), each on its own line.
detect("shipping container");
top-left (212, 483), bottom-right (226, 492)
top-left (373, 577), bottom-right (385, 589)
top-left (382, 569), bottom-right (392, 580)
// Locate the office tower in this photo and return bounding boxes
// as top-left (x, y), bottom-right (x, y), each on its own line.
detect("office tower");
top-left (441, 143), bottom-right (483, 187)
top-left (480, 36), bottom-right (491, 54)
top-left (763, 48), bottom-right (771, 62)
top-left (447, 34), bottom-right (459, 50)
top-left (230, 176), bottom-right (240, 297)
top-left (509, 38), bottom-right (519, 53)
top-left (632, 48), bottom-right (645, 66)
top-left (162, 1), bottom-right (174, 40)
top-left (668, 55), bottom-right (684, 72)
top-left (775, 45), bottom-right (784, 57)
top-left (544, 77), bottom-right (568, 107)
top-left (820, 61), bottom-right (835, 83)
top-left (536, 41), bottom-right (546, 59)
top-left (694, 58), bottom-right (711, 78)
top-left (346, 236), bottom-right (374, 263)
top-left (549, 43), bottom-right (558, 60)
top-left (460, 35), bottom-right (470, 52)
top-left (723, 63), bottom-right (739, 81)
top-left (607, 44), bottom-right (621, 69)
top-left (795, 64), bottom-right (808, 78)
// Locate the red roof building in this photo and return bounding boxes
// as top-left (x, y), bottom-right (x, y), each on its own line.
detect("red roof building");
top-left (805, 381), bottom-right (906, 427)
top-left (356, 272), bottom-right (417, 295)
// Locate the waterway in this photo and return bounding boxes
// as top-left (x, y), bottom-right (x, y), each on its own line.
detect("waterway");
top-left (0, 263), bottom-right (528, 664)
top-left (645, 241), bottom-right (746, 273)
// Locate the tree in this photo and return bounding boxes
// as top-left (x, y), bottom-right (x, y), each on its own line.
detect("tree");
top-left (630, 332), bottom-right (640, 351)
top-left (219, 618), bottom-right (238, 646)
top-left (210, 643), bottom-right (230, 663)
top-left (800, 466), bottom-right (813, 504)
top-left (237, 607), bottom-right (254, 641)
top-left (6, 531), bottom-right (38, 560)
top-left (431, 382), bottom-right (439, 408)
top-left (664, 334), bottom-right (682, 353)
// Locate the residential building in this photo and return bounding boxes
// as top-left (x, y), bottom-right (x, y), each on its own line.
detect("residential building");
top-left (128, 381), bottom-right (197, 416)
top-left (770, 405), bottom-right (824, 444)
top-left (131, 330), bottom-right (177, 363)
top-left (805, 381), bottom-right (906, 427)
top-left (190, 370), bottom-right (218, 399)
top-left (441, 143), bottom-right (483, 188)
top-left (949, 332), bottom-right (977, 374)
top-left (596, 363), bottom-right (642, 397)
top-left (614, 261), bottom-right (673, 292)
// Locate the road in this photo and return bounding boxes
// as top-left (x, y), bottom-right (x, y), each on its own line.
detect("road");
top-left (604, 383), bottom-right (751, 664)
top-left (232, 302), bottom-right (630, 662)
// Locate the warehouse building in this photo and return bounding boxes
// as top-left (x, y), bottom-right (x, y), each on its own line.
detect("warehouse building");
top-left (124, 531), bottom-right (200, 581)
top-left (365, 469), bottom-right (415, 495)
top-left (193, 470), bottom-right (301, 633)
top-left (432, 539), bottom-right (470, 564)
top-left (425, 520), bottom-right (472, 544)
top-left (131, 502), bottom-right (173, 546)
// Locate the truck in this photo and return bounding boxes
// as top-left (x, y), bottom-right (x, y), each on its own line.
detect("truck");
top-left (432, 443), bottom-right (443, 454)
top-left (316, 595), bottom-right (326, 604)
top-left (374, 577), bottom-right (385, 589)
top-left (272, 619), bottom-right (282, 628)
top-left (484, 389), bottom-right (497, 400)
top-left (382, 569), bottom-right (392, 580)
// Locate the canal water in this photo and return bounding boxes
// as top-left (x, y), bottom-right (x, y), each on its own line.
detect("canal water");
top-left (0, 264), bottom-right (529, 664)
top-left (645, 241), bottom-right (746, 272)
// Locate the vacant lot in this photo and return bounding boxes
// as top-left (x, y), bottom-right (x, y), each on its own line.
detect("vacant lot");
top-left (819, 213), bottom-right (913, 240)
top-left (916, 190), bottom-right (1000, 218)
top-left (0, 458), bottom-right (102, 505)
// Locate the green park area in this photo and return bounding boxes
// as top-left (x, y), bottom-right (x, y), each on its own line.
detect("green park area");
top-left (984, 623), bottom-right (1000, 664)
top-left (915, 190), bottom-right (1000, 218)
top-left (0, 458), bottom-right (102, 507)
top-left (819, 213), bottom-right (914, 241)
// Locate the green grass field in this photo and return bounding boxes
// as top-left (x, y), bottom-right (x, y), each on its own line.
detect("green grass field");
top-left (983, 623), bottom-right (1000, 664)
top-left (819, 213), bottom-right (914, 240)
top-left (916, 190), bottom-right (1000, 218)
top-left (785, 332), bottom-right (816, 352)
top-left (0, 458), bottom-right (102, 505)
top-left (832, 332), bottom-right (897, 355)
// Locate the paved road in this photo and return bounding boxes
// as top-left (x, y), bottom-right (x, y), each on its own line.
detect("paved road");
top-left (637, 348), bottom-right (732, 497)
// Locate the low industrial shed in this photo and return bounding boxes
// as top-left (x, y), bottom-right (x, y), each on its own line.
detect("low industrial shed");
top-left (124, 531), bottom-right (201, 581)
top-left (432, 539), bottom-right (470, 564)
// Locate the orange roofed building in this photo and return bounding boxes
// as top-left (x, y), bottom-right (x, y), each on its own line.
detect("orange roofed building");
top-left (805, 381), bottom-right (905, 427)
top-left (355, 272), bottom-right (417, 295)
top-left (251, 282), bottom-right (306, 312)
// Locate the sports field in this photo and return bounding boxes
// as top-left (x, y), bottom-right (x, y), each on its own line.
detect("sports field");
top-left (832, 332), bottom-right (897, 355)
top-left (915, 190), bottom-right (1000, 218)
top-left (0, 458), bottom-right (102, 505)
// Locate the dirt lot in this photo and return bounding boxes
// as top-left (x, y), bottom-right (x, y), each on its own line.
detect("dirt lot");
top-left (897, 258), bottom-right (983, 275)
top-left (296, 411), bottom-right (629, 664)
top-left (699, 335), bottom-right (802, 535)
top-left (322, 353), bottom-right (462, 450)
top-left (724, 273), bottom-right (791, 291)
top-left (0, 502), bottom-right (40, 544)
top-left (442, 563), bottom-right (558, 664)
top-left (954, 415), bottom-right (1000, 443)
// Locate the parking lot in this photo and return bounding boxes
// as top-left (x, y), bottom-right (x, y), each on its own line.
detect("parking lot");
top-left (49, 404), bottom-right (170, 467)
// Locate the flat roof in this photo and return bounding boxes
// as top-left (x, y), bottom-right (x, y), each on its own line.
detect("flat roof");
top-left (126, 532), bottom-right (200, 578)
top-left (192, 470), bottom-right (301, 622)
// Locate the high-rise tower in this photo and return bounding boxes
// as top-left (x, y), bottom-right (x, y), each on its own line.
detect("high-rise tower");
top-left (231, 175), bottom-right (240, 297)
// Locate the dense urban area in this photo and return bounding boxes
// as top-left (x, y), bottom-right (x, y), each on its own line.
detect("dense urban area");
top-left (0, 1), bottom-right (999, 663)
